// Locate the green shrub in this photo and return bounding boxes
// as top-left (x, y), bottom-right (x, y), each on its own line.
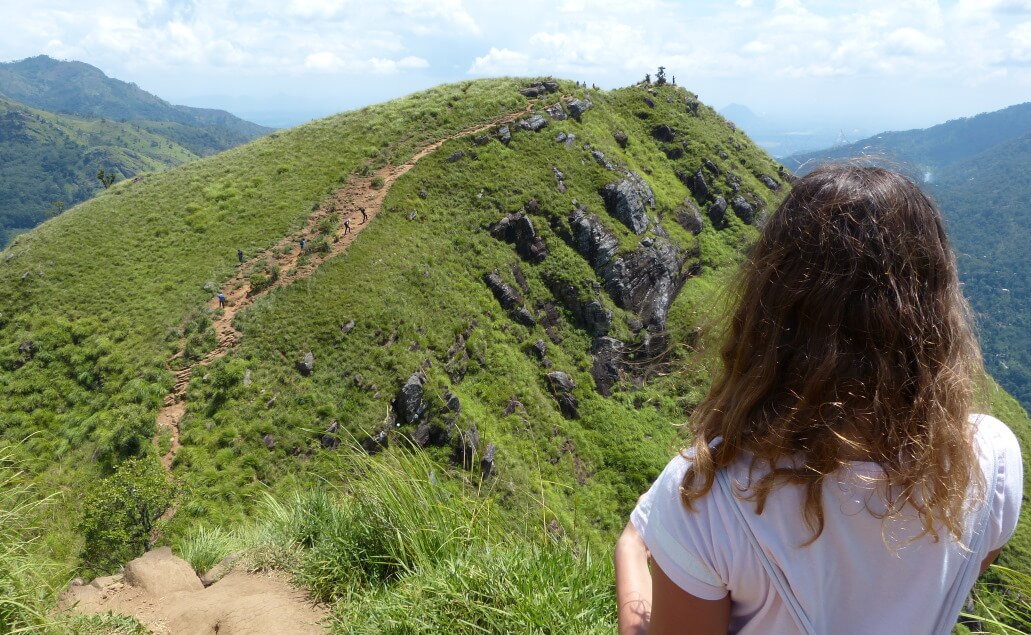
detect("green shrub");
top-left (78, 457), bottom-right (175, 576)
top-left (371, 176), bottom-right (385, 189)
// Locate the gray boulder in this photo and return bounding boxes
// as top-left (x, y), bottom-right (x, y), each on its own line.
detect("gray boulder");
top-left (592, 150), bottom-right (616, 171)
top-left (393, 371), bottom-right (428, 426)
top-left (511, 307), bottom-right (537, 327)
top-left (361, 429), bottom-right (389, 454)
top-left (600, 239), bottom-right (686, 330)
top-left (566, 97), bottom-right (592, 118)
top-left (296, 351), bottom-right (315, 376)
top-left (691, 168), bottom-right (710, 202)
top-left (546, 371), bottom-right (579, 419)
top-left (703, 159), bottom-right (720, 175)
top-left (708, 196), bottom-right (728, 229)
top-left (489, 213), bottom-right (548, 263)
top-left (545, 103), bottom-right (567, 120)
top-left (613, 130), bottom-right (628, 148)
top-left (599, 174), bottom-right (655, 234)
top-left (497, 125), bottom-right (511, 144)
top-left (758, 174), bottom-right (781, 190)
top-left (321, 421), bottom-right (340, 450)
top-left (445, 151), bottom-right (465, 163)
top-left (519, 114), bottom-right (548, 132)
top-left (652, 124), bottom-right (675, 142)
top-left (731, 196), bottom-right (757, 224)
top-left (262, 433), bottom-right (275, 450)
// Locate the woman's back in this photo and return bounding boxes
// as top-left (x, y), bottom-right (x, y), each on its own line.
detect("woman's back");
top-left (630, 414), bottom-right (1023, 634)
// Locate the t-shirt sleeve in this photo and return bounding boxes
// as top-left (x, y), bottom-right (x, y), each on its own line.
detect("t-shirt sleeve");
top-left (630, 455), bottom-right (729, 601)
top-left (976, 414), bottom-right (1024, 552)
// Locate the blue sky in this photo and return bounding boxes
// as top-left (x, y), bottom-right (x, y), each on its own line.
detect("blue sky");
top-left (2, 0), bottom-right (1029, 130)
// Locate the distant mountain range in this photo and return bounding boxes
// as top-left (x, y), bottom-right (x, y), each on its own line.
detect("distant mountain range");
top-left (0, 55), bottom-right (272, 247)
top-left (784, 103), bottom-right (1031, 412)
top-left (718, 103), bottom-right (871, 158)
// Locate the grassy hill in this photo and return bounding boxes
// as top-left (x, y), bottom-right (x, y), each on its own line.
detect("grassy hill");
top-left (0, 55), bottom-right (273, 248)
top-left (783, 104), bottom-right (1031, 415)
top-left (0, 77), bottom-right (1028, 632)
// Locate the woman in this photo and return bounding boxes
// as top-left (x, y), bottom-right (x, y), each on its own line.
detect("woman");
top-left (615, 164), bottom-right (1023, 634)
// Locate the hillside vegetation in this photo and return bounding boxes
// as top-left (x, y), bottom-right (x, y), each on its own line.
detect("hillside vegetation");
top-left (784, 103), bottom-right (1031, 414)
top-left (0, 77), bottom-right (1028, 632)
top-left (0, 55), bottom-right (272, 247)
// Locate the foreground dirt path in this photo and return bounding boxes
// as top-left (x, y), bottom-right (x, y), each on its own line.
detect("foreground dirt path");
top-left (152, 102), bottom-right (534, 473)
top-left (61, 547), bottom-right (327, 634)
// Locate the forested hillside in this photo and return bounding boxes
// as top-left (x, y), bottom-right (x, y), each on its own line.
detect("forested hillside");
top-left (1, 78), bottom-right (1028, 632)
top-left (785, 104), bottom-right (1031, 414)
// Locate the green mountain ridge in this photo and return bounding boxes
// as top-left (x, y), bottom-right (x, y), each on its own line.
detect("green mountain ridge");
top-left (1, 77), bottom-right (1028, 632)
top-left (0, 55), bottom-right (274, 248)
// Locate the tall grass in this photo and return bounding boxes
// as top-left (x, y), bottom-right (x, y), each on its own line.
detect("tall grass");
top-left (176, 445), bottom-right (616, 633)
top-left (0, 445), bottom-right (55, 635)
top-left (962, 565), bottom-right (1031, 634)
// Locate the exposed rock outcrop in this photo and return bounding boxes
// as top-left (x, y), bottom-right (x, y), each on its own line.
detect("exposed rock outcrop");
top-left (613, 130), bottom-right (628, 148)
top-left (393, 370), bottom-right (428, 426)
top-left (652, 124), bottom-right (675, 142)
top-left (489, 212), bottom-right (548, 263)
top-left (545, 103), bottom-right (567, 120)
top-left (591, 336), bottom-right (625, 396)
top-left (708, 196), bottom-right (728, 229)
top-left (599, 174), bottom-right (655, 234)
top-left (543, 273), bottom-right (612, 337)
top-left (758, 174), bottom-right (780, 190)
top-left (519, 81), bottom-right (559, 97)
top-left (481, 443), bottom-right (497, 478)
top-left (676, 199), bottom-right (705, 235)
top-left (483, 272), bottom-right (523, 310)
top-left (497, 125), bottom-right (511, 144)
top-left (601, 239), bottom-right (687, 330)
top-left (731, 195), bottom-right (757, 225)
top-left (566, 97), bottom-right (592, 118)
top-left (569, 207), bottom-right (620, 269)
top-left (546, 371), bottom-right (579, 419)
top-left (452, 424), bottom-right (480, 469)
top-left (519, 114), bottom-right (548, 132)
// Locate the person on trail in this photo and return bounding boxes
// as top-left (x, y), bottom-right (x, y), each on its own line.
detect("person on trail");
top-left (237, 248), bottom-right (244, 264)
top-left (300, 238), bottom-right (306, 251)
top-left (615, 164), bottom-right (1023, 635)
top-left (343, 218), bottom-right (352, 235)
top-left (217, 292), bottom-right (226, 309)
top-left (359, 207), bottom-right (368, 224)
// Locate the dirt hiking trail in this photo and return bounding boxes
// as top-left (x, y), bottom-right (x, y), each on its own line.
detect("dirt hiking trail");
top-left (153, 103), bottom-right (535, 474)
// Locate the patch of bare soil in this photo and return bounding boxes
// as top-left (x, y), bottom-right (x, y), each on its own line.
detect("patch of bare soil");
top-left (59, 548), bottom-right (326, 635)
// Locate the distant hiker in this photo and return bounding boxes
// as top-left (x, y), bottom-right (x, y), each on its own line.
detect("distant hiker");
top-left (300, 238), bottom-right (306, 251)
top-left (237, 248), bottom-right (244, 264)
top-left (359, 207), bottom-right (368, 223)
top-left (343, 219), bottom-right (352, 235)
top-left (217, 292), bottom-right (226, 309)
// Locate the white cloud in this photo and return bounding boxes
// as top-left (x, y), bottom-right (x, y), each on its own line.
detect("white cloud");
top-left (468, 47), bottom-right (530, 74)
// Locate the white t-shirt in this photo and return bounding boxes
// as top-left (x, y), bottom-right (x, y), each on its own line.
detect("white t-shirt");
top-left (630, 414), bottom-right (1024, 635)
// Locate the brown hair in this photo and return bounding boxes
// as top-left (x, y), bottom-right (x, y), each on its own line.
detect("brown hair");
top-left (681, 163), bottom-right (984, 544)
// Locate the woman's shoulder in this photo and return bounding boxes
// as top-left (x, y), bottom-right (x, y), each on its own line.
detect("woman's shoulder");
top-left (971, 413), bottom-right (1022, 460)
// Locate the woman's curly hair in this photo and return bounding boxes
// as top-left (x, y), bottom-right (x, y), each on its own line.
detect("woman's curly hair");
top-left (681, 163), bottom-right (985, 544)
